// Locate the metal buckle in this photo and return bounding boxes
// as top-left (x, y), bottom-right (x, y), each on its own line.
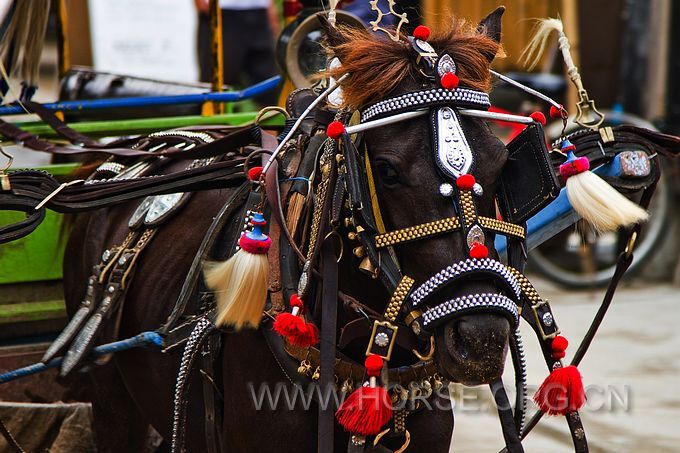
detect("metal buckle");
top-left (366, 320), bottom-right (399, 361)
top-left (531, 299), bottom-right (560, 340)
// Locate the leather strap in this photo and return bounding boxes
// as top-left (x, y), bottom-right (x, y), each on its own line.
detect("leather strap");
top-left (0, 417), bottom-right (24, 453)
top-left (21, 101), bottom-right (99, 146)
top-left (318, 237), bottom-right (339, 452)
top-left (201, 333), bottom-right (223, 453)
top-left (0, 113), bottom-right (259, 159)
top-left (517, 179), bottom-right (658, 452)
top-left (491, 379), bottom-right (524, 453)
top-left (158, 183), bottom-right (250, 334)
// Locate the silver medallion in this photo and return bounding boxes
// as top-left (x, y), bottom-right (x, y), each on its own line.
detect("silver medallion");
top-left (436, 107), bottom-right (473, 179)
top-left (437, 54), bottom-right (457, 77)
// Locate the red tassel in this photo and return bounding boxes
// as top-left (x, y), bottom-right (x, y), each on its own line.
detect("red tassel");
top-left (273, 295), bottom-right (319, 347)
top-left (336, 355), bottom-right (392, 436)
top-left (534, 365), bottom-right (586, 415)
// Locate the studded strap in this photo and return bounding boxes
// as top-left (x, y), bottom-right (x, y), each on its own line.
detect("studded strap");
top-left (374, 215), bottom-right (524, 249)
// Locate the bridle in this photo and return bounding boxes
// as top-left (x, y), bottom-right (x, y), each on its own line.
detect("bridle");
top-left (260, 34), bottom-right (593, 452)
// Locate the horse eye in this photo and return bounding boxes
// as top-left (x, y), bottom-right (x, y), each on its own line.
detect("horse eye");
top-left (375, 161), bottom-right (401, 188)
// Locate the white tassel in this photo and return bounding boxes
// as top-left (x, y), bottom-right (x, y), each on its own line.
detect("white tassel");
top-left (560, 140), bottom-right (648, 232)
top-left (204, 212), bottom-right (270, 329)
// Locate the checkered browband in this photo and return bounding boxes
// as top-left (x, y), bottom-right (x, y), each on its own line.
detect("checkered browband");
top-left (361, 88), bottom-right (491, 122)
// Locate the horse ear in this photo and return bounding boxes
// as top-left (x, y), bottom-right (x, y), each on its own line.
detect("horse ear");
top-left (478, 6), bottom-right (505, 61)
top-left (317, 13), bottom-right (347, 49)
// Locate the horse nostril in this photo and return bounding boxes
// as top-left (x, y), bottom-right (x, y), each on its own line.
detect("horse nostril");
top-left (454, 313), bottom-right (511, 346)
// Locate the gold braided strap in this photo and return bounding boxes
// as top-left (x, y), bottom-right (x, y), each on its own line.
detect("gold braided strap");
top-left (478, 217), bottom-right (525, 239)
top-left (375, 217), bottom-right (460, 248)
top-left (375, 216), bottom-right (524, 249)
top-left (508, 267), bottom-right (560, 339)
top-left (384, 276), bottom-right (415, 323)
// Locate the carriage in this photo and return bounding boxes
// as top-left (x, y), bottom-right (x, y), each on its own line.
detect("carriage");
top-left (0, 2), bottom-right (678, 452)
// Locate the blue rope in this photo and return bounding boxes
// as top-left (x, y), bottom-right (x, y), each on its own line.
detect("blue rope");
top-left (278, 177), bottom-right (310, 183)
top-left (0, 331), bottom-right (163, 384)
top-left (0, 76), bottom-right (281, 115)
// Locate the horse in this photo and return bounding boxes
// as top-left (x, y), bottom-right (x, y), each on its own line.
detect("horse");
top-left (58, 7), bottom-right (554, 452)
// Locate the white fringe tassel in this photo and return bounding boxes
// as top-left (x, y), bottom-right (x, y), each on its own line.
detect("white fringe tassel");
top-left (204, 251), bottom-right (269, 330)
top-left (566, 171), bottom-right (648, 232)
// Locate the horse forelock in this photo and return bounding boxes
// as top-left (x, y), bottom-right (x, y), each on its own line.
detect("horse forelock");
top-left (324, 17), bottom-right (503, 109)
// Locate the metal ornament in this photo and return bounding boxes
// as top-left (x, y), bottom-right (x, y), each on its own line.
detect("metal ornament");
top-left (145, 193), bottom-right (187, 225)
top-left (436, 54), bottom-right (457, 77)
top-left (439, 183), bottom-right (454, 197)
top-left (128, 196), bottom-right (154, 229)
top-left (369, 0), bottom-right (409, 42)
top-left (435, 107), bottom-right (473, 179)
top-left (466, 224), bottom-right (485, 248)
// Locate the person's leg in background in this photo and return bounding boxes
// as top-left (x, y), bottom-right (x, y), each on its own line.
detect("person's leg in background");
top-left (238, 8), bottom-right (280, 106)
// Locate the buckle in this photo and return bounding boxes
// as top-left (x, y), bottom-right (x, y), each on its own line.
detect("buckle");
top-left (366, 320), bottom-right (399, 361)
top-left (531, 299), bottom-right (560, 340)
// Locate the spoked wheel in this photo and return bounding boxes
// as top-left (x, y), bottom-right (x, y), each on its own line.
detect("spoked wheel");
top-left (530, 111), bottom-right (672, 287)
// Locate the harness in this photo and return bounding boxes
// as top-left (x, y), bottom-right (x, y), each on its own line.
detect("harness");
top-left (0, 22), bottom-right (676, 453)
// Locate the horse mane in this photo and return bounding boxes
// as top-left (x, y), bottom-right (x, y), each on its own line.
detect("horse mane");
top-left (325, 18), bottom-right (503, 109)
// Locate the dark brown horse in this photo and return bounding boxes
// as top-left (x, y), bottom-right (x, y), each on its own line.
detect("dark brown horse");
top-left (62, 8), bottom-right (513, 452)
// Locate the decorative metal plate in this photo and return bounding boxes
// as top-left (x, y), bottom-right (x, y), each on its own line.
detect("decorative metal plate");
top-left (619, 150), bottom-right (650, 177)
top-left (436, 54), bottom-right (457, 77)
top-left (128, 197), bottom-right (154, 229)
top-left (144, 193), bottom-right (189, 227)
top-left (434, 107), bottom-right (473, 179)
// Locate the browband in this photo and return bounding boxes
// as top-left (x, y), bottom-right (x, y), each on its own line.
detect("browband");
top-left (361, 88), bottom-right (490, 122)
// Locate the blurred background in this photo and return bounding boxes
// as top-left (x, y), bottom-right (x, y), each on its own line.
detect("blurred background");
top-left (0, 1), bottom-right (678, 451)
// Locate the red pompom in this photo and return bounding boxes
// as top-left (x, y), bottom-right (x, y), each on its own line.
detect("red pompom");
top-left (273, 312), bottom-right (319, 347)
top-left (238, 234), bottom-right (271, 254)
top-left (550, 104), bottom-right (564, 119)
top-left (364, 354), bottom-right (384, 377)
top-left (289, 294), bottom-right (304, 309)
top-left (413, 25), bottom-right (430, 41)
top-left (440, 72), bottom-right (459, 90)
top-left (336, 386), bottom-right (393, 436)
top-left (469, 242), bottom-right (488, 259)
top-left (551, 335), bottom-right (569, 352)
top-left (534, 365), bottom-right (586, 415)
top-left (530, 111), bottom-right (547, 126)
top-left (247, 166), bottom-right (263, 181)
top-left (326, 121), bottom-right (345, 140)
top-left (559, 157), bottom-right (590, 180)
top-left (456, 174), bottom-right (476, 190)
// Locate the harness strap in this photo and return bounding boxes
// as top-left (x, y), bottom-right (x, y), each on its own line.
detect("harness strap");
top-left (0, 417), bottom-right (24, 453)
top-left (374, 215), bottom-right (524, 249)
top-left (318, 237), bottom-right (339, 452)
top-left (159, 183), bottom-right (251, 335)
top-left (490, 379), bottom-right (524, 453)
top-left (516, 179), bottom-right (658, 452)
top-left (201, 333), bottom-right (222, 453)
top-left (0, 113), bottom-right (260, 159)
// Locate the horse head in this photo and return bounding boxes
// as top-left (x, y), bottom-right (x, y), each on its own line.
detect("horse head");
top-left (323, 7), bottom-right (515, 385)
